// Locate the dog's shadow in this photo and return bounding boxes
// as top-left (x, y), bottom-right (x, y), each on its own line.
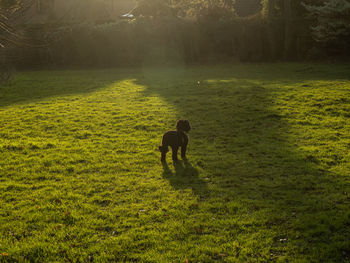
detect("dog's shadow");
top-left (162, 158), bottom-right (208, 198)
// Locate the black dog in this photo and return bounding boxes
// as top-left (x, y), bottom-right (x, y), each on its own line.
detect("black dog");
top-left (159, 120), bottom-right (191, 162)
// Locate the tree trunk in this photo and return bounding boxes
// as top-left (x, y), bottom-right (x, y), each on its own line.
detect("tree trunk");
top-left (284, 0), bottom-right (293, 59)
top-left (266, 0), bottom-right (277, 59)
top-left (267, 0), bottom-right (275, 19)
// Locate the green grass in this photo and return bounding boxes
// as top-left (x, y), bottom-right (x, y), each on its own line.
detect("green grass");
top-left (0, 63), bottom-right (350, 262)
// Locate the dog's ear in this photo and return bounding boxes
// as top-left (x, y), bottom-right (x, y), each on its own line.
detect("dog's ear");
top-left (177, 119), bottom-right (191, 132)
top-left (176, 120), bottom-right (183, 130)
top-left (184, 120), bottom-right (191, 132)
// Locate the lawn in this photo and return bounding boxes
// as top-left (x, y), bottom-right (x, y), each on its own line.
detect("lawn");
top-left (0, 63), bottom-right (350, 262)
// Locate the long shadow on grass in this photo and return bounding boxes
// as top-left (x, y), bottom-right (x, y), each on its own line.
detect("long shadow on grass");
top-left (135, 64), bottom-right (350, 261)
top-left (162, 159), bottom-right (209, 198)
top-left (0, 69), bottom-right (137, 108)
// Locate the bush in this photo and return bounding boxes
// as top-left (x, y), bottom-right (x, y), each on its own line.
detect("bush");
top-left (0, 52), bottom-right (14, 85)
top-left (303, 0), bottom-right (350, 58)
top-left (8, 13), bottom-right (307, 68)
top-left (45, 17), bottom-right (194, 67)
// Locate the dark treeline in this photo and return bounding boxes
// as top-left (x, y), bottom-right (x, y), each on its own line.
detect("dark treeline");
top-left (1, 0), bottom-right (350, 69)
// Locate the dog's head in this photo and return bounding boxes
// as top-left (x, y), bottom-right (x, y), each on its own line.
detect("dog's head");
top-left (176, 120), bottom-right (191, 132)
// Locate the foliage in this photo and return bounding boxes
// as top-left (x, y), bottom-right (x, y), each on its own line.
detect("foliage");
top-left (179, 0), bottom-right (236, 20)
top-left (17, 13), bottom-right (275, 68)
top-left (303, 0), bottom-right (350, 42)
top-left (0, 0), bottom-right (42, 79)
top-left (134, 0), bottom-right (236, 20)
top-left (0, 0), bottom-right (34, 47)
top-left (42, 18), bottom-right (190, 67)
top-left (134, 0), bottom-right (174, 17)
top-left (0, 64), bottom-right (350, 262)
top-left (235, 0), bottom-right (261, 17)
top-left (4, 0), bottom-right (350, 68)
top-left (0, 62), bottom-right (13, 85)
top-left (261, 0), bottom-right (323, 18)
top-left (302, 0), bottom-right (350, 58)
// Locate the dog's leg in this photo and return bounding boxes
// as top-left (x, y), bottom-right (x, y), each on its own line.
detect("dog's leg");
top-left (171, 146), bottom-right (179, 161)
top-left (181, 133), bottom-right (189, 158)
top-left (181, 145), bottom-right (187, 159)
top-left (160, 145), bottom-right (168, 162)
top-left (161, 151), bottom-right (166, 162)
top-left (160, 134), bottom-right (170, 162)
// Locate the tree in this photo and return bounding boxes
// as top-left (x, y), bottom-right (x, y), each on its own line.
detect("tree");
top-left (181, 0), bottom-right (235, 20)
top-left (0, 0), bottom-right (36, 47)
top-left (261, 0), bottom-right (318, 59)
top-left (303, 0), bottom-right (350, 57)
top-left (303, 0), bottom-right (350, 43)
top-left (0, 0), bottom-right (35, 81)
top-left (133, 0), bottom-right (173, 17)
top-left (235, 0), bottom-right (261, 17)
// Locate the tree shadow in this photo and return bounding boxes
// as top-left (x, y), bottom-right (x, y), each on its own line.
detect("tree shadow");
top-left (0, 69), bottom-right (139, 108)
top-left (135, 63), bottom-right (350, 261)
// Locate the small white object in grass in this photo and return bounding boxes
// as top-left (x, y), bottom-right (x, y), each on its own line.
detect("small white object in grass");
top-left (121, 13), bottom-right (134, 19)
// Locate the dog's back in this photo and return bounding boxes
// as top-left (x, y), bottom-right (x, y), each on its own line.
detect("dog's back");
top-left (159, 130), bottom-right (181, 152)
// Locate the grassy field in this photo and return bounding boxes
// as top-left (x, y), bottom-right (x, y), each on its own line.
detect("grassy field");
top-left (0, 63), bottom-right (350, 262)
